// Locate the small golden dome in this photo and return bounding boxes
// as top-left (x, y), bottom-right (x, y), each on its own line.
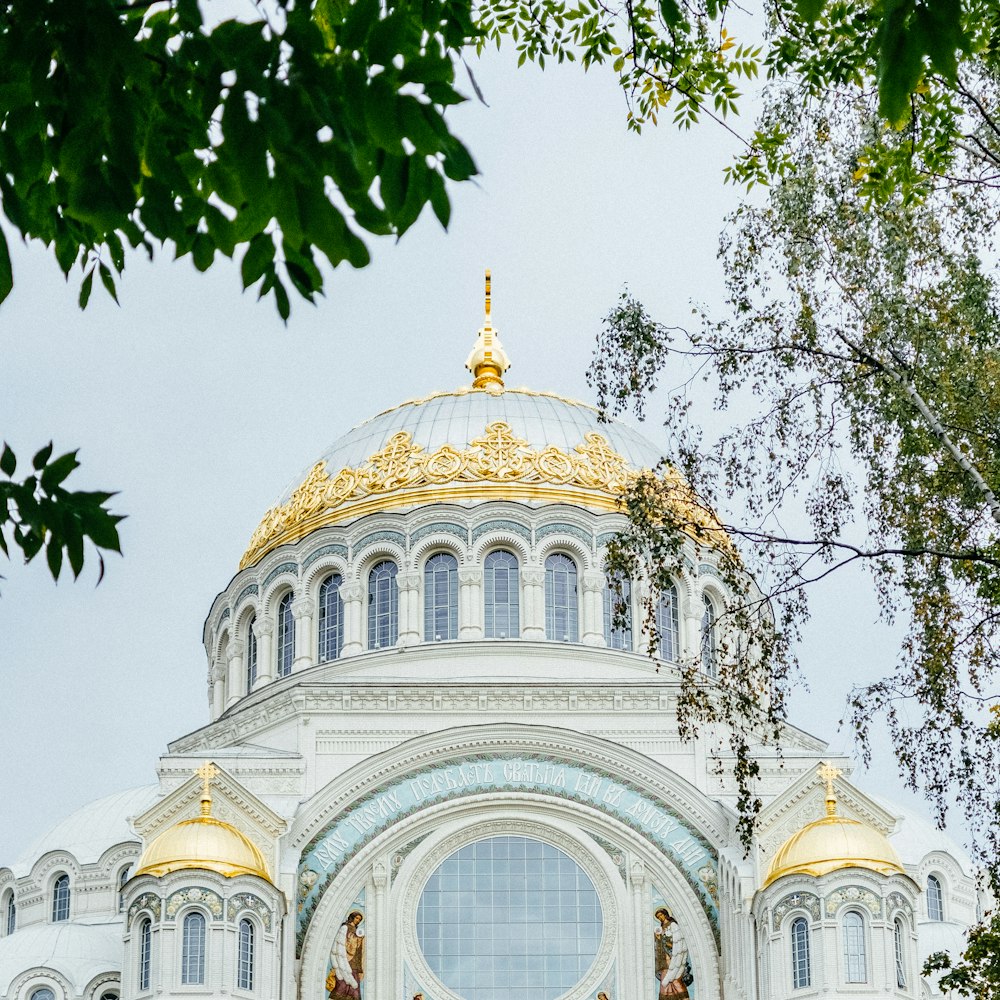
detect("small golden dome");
top-left (763, 764), bottom-right (904, 888)
top-left (135, 763), bottom-right (271, 882)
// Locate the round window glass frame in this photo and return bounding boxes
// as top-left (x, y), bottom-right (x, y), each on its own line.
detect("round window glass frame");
top-left (404, 822), bottom-right (616, 1000)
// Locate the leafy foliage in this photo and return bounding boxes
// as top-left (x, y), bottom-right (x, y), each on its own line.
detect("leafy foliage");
top-left (590, 82), bottom-right (1000, 875)
top-left (0, 0), bottom-right (479, 320)
top-left (925, 907), bottom-right (1000, 997)
top-left (0, 443), bottom-right (123, 585)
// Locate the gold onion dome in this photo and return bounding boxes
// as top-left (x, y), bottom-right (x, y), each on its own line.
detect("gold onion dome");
top-left (763, 765), bottom-right (904, 888)
top-left (239, 272), bottom-right (726, 570)
top-left (135, 763), bottom-right (271, 882)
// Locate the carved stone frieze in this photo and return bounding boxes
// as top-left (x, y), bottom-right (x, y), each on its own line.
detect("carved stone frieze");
top-left (771, 890), bottom-right (821, 930)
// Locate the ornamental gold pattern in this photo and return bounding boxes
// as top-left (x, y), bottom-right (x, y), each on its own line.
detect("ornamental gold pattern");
top-left (239, 421), bottom-right (716, 569)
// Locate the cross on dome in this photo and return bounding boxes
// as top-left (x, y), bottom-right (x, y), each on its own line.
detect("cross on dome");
top-left (465, 269), bottom-right (511, 391)
top-left (818, 762), bottom-right (842, 816)
top-left (196, 760), bottom-right (220, 815)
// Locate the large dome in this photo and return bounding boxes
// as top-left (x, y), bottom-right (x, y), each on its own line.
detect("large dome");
top-left (240, 385), bottom-right (675, 570)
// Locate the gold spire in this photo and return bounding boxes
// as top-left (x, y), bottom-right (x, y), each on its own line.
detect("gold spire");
top-left (465, 269), bottom-right (510, 391)
top-left (818, 762), bottom-right (842, 817)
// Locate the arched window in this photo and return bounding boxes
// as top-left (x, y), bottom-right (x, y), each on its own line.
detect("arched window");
top-left (484, 550), bottom-right (519, 639)
top-left (603, 573), bottom-right (632, 650)
top-left (318, 574), bottom-right (345, 661)
top-left (657, 584), bottom-right (680, 662)
top-left (424, 553), bottom-right (459, 642)
top-left (276, 592), bottom-right (295, 677)
top-left (927, 873), bottom-right (944, 921)
top-left (843, 910), bottom-right (867, 983)
top-left (100, 993), bottom-right (119, 1000)
top-left (51, 872), bottom-right (70, 922)
top-left (246, 614), bottom-right (258, 691)
top-left (30, 989), bottom-right (55, 1000)
top-left (237, 917), bottom-right (255, 991)
top-left (368, 561), bottom-right (398, 649)
top-left (791, 916), bottom-right (810, 989)
top-left (3, 891), bottom-right (14, 936)
top-left (117, 865), bottom-right (132, 912)
top-left (894, 918), bottom-right (907, 988)
top-left (138, 916), bottom-right (152, 991)
top-left (700, 593), bottom-right (718, 678)
top-left (544, 553), bottom-right (578, 642)
top-left (181, 911), bottom-right (206, 985)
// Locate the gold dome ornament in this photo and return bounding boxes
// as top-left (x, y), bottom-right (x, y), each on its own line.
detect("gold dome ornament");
top-left (465, 270), bottom-right (510, 391)
top-left (135, 762), bottom-right (272, 882)
top-left (763, 764), bottom-right (904, 888)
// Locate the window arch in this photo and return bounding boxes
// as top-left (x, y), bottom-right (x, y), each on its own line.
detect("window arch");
top-left (927, 873), bottom-right (944, 921)
top-left (51, 872), bottom-right (70, 922)
top-left (138, 916), bottom-right (152, 992)
top-left (657, 584), bottom-right (680, 662)
top-left (894, 918), bottom-right (907, 988)
top-left (700, 593), bottom-right (719, 678)
top-left (276, 592), bottom-right (294, 677)
top-left (368, 560), bottom-right (399, 649)
top-left (318, 574), bottom-right (345, 661)
top-left (245, 614), bottom-right (258, 691)
top-left (791, 916), bottom-right (810, 989)
top-left (181, 911), bottom-right (206, 985)
top-left (424, 552), bottom-right (459, 641)
top-left (544, 553), bottom-right (579, 642)
top-left (603, 573), bottom-right (632, 650)
top-left (117, 865), bottom-right (132, 912)
top-left (484, 550), bottom-right (519, 639)
top-left (29, 989), bottom-right (55, 1000)
top-left (3, 890), bottom-right (14, 936)
top-left (237, 917), bottom-right (255, 991)
top-left (842, 910), bottom-right (867, 983)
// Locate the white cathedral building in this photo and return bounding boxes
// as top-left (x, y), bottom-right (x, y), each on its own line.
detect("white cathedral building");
top-left (0, 284), bottom-right (980, 1000)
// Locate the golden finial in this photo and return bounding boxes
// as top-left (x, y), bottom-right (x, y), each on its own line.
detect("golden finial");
top-left (195, 760), bottom-right (220, 817)
top-left (818, 763), bottom-right (842, 817)
top-left (465, 269), bottom-right (510, 391)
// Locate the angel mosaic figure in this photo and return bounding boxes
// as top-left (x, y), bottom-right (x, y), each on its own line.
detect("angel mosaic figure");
top-left (654, 907), bottom-right (691, 998)
top-left (327, 910), bottom-right (365, 1000)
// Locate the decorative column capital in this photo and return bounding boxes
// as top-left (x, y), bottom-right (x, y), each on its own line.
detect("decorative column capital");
top-left (253, 615), bottom-right (274, 638)
top-left (227, 639), bottom-right (245, 663)
top-left (522, 567), bottom-right (545, 587)
top-left (291, 597), bottom-right (315, 620)
top-left (458, 566), bottom-right (483, 585)
top-left (396, 570), bottom-right (421, 592)
top-left (341, 582), bottom-right (363, 602)
top-left (581, 570), bottom-right (606, 594)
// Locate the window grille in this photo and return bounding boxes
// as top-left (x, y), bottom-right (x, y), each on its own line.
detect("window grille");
top-left (544, 553), bottom-right (578, 642)
top-left (138, 917), bottom-right (152, 991)
top-left (894, 919), bottom-right (907, 988)
top-left (237, 918), bottom-right (255, 991)
top-left (52, 873), bottom-right (70, 922)
top-left (117, 865), bottom-right (132, 912)
top-left (603, 573), bottom-right (632, 650)
top-left (318, 574), bottom-right (344, 661)
top-left (484, 550), bottom-right (519, 639)
top-left (367, 561), bottom-right (399, 649)
top-left (700, 594), bottom-right (718, 678)
top-left (277, 593), bottom-right (294, 677)
top-left (246, 615), bottom-right (258, 690)
top-left (4, 892), bottom-right (14, 936)
top-left (843, 911), bottom-right (867, 983)
top-left (658, 584), bottom-right (680, 662)
top-left (424, 553), bottom-right (459, 641)
top-left (791, 917), bottom-right (810, 989)
top-left (181, 912), bottom-right (206, 985)
top-left (927, 874), bottom-right (944, 921)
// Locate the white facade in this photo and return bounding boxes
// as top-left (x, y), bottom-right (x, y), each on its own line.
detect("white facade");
top-left (0, 378), bottom-right (978, 1000)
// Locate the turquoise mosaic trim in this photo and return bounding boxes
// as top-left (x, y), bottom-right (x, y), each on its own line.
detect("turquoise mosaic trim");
top-left (227, 892), bottom-right (273, 931)
top-left (219, 607), bottom-right (230, 623)
top-left (355, 529), bottom-right (406, 553)
top-left (296, 752), bottom-right (720, 955)
top-left (410, 522), bottom-right (469, 546)
top-left (263, 562), bottom-right (298, 589)
top-left (235, 583), bottom-right (259, 607)
top-left (697, 563), bottom-right (721, 580)
top-left (471, 519), bottom-right (531, 544)
top-left (596, 531), bottom-right (620, 547)
top-left (536, 522), bottom-right (594, 548)
top-left (302, 543), bottom-right (349, 571)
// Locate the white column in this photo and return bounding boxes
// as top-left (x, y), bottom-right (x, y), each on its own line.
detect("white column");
top-left (292, 596), bottom-right (315, 670)
top-left (684, 594), bottom-right (701, 662)
top-left (254, 615), bottom-right (275, 684)
top-left (458, 566), bottom-right (483, 639)
top-left (226, 639), bottom-right (244, 706)
top-left (397, 571), bottom-right (420, 646)
top-left (522, 566), bottom-right (545, 639)
top-left (581, 570), bottom-right (605, 645)
top-left (628, 860), bottom-right (647, 1000)
top-left (637, 575), bottom-right (655, 656)
top-left (210, 661), bottom-right (225, 718)
top-left (341, 582), bottom-right (364, 656)
top-left (372, 862), bottom-right (388, 998)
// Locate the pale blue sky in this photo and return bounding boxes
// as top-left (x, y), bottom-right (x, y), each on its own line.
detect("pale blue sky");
top-left (0, 46), bottom-right (941, 864)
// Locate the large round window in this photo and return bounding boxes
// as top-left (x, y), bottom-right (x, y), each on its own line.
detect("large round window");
top-left (416, 835), bottom-right (603, 1000)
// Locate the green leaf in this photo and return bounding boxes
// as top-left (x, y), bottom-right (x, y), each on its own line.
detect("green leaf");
top-left (0, 444), bottom-right (15, 477)
top-left (241, 234), bottom-right (275, 288)
top-left (40, 451), bottom-right (80, 491)
top-left (99, 263), bottom-right (120, 304)
top-left (46, 539), bottom-right (63, 580)
top-left (79, 267), bottom-right (95, 309)
top-left (192, 233), bottom-right (215, 272)
top-left (658, 0), bottom-right (684, 27)
top-left (794, 0), bottom-right (826, 23)
top-left (0, 227), bottom-right (11, 305)
top-left (32, 443), bottom-right (53, 470)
